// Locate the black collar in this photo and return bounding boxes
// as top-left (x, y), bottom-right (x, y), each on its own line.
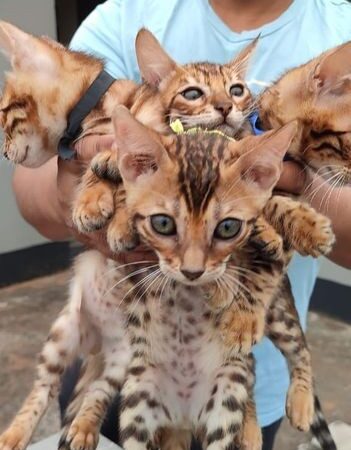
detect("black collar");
top-left (58, 69), bottom-right (116, 160)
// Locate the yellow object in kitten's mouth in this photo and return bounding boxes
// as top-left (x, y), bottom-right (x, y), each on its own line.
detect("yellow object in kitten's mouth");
top-left (170, 119), bottom-right (235, 142)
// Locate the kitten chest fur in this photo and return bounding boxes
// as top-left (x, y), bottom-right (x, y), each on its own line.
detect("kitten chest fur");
top-left (133, 284), bottom-right (227, 423)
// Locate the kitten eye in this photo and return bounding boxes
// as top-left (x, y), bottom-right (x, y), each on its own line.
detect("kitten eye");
top-left (181, 87), bottom-right (204, 101)
top-left (150, 214), bottom-right (177, 236)
top-left (214, 218), bottom-right (242, 240)
top-left (230, 84), bottom-right (245, 97)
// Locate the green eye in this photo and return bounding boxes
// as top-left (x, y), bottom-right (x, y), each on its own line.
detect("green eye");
top-left (181, 87), bottom-right (204, 100)
top-left (150, 214), bottom-right (177, 236)
top-left (214, 218), bottom-right (242, 240)
top-left (230, 83), bottom-right (245, 97)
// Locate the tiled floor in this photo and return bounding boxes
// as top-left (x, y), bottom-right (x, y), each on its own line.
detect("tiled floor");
top-left (0, 272), bottom-right (350, 450)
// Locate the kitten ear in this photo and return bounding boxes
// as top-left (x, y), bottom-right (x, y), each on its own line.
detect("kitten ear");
top-left (312, 41), bottom-right (351, 96)
top-left (238, 121), bottom-right (297, 190)
top-left (112, 105), bottom-right (168, 182)
top-left (0, 21), bottom-right (57, 75)
top-left (135, 28), bottom-right (177, 87)
top-left (226, 35), bottom-right (259, 77)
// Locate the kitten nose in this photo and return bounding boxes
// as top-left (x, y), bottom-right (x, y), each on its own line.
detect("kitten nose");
top-left (214, 102), bottom-right (233, 117)
top-left (181, 269), bottom-right (204, 281)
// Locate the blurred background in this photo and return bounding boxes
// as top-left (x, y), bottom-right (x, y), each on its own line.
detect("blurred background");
top-left (0, 2), bottom-right (350, 450)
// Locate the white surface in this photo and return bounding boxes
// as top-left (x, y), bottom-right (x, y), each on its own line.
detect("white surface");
top-left (0, 0), bottom-right (56, 253)
top-left (28, 433), bottom-right (121, 450)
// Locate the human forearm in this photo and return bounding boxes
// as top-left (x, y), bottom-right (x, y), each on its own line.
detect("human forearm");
top-left (12, 158), bottom-right (71, 241)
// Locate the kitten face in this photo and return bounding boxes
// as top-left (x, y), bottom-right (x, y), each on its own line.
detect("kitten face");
top-left (0, 77), bottom-right (65, 167)
top-left (260, 41), bottom-right (351, 184)
top-left (136, 29), bottom-right (257, 137)
top-left (160, 63), bottom-right (252, 135)
top-left (0, 21), bottom-right (102, 167)
top-left (112, 106), bottom-right (296, 289)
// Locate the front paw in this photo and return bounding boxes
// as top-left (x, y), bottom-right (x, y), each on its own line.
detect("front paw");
top-left (220, 309), bottom-right (265, 354)
top-left (91, 151), bottom-right (121, 183)
top-left (106, 212), bottom-right (139, 253)
top-left (286, 382), bottom-right (314, 432)
top-left (239, 415), bottom-right (263, 450)
top-left (59, 418), bottom-right (99, 450)
top-left (308, 215), bottom-right (335, 257)
top-left (289, 207), bottom-right (335, 257)
top-left (72, 184), bottom-right (114, 233)
top-left (0, 425), bottom-right (30, 450)
top-left (250, 217), bottom-right (284, 261)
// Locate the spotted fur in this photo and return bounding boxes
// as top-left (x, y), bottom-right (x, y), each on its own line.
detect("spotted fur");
top-left (111, 109), bottom-right (335, 450)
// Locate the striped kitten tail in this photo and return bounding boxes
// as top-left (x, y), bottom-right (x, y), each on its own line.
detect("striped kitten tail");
top-left (310, 395), bottom-right (337, 450)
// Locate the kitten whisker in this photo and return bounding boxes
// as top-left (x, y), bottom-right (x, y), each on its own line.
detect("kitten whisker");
top-left (103, 264), bottom-right (159, 298)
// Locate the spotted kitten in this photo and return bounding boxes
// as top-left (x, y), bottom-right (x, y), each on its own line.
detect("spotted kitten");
top-left (252, 40), bottom-right (351, 248)
top-left (109, 107), bottom-right (334, 450)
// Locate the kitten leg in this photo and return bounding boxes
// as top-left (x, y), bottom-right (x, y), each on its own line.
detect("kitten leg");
top-left (159, 428), bottom-right (192, 450)
top-left (72, 166), bottom-right (115, 233)
top-left (198, 354), bottom-right (250, 450)
top-left (266, 277), bottom-right (314, 432)
top-left (240, 359), bottom-right (262, 450)
top-left (119, 367), bottom-right (171, 450)
top-left (61, 334), bottom-right (130, 450)
top-left (0, 281), bottom-right (85, 450)
top-left (240, 398), bottom-right (262, 450)
top-left (106, 188), bottom-right (140, 252)
top-left (58, 355), bottom-right (104, 450)
top-left (264, 195), bottom-right (335, 257)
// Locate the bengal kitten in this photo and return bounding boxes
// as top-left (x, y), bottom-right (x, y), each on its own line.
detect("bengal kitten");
top-left (62, 111), bottom-right (336, 450)
top-left (110, 107), bottom-right (334, 450)
top-left (255, 40), bottom-right (351, 241)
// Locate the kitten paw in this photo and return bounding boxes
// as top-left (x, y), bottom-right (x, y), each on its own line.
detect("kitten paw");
top-left (62, 419), bottom-right (99, 450)
top-left (250, 231), bottom-right (284, 260)
top-left (0, 426), bottom-right (29, 450)
top-left (310, 216), bottom-right (335, 257)
top-left (239, 416), bottom-right (263, 450)
top-left (250, 216), bottom-right (284, 261)
top-left (106, 213), bottom-right (139, 253)
top-left (72, 184), bottom-right (114, 233)
top-left (286, 383), bottom-right (314, 432)
top-left (220, 309), bottom-right (265, 354)
top-left (91, 151), bottom-right (121, 183)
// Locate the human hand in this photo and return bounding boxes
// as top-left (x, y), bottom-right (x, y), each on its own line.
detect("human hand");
top-left (275, 161), bottom-right (307, 195)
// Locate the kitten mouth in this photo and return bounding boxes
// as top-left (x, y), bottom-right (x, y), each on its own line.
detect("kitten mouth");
top-left (216, 123), bottom-right (236, 136)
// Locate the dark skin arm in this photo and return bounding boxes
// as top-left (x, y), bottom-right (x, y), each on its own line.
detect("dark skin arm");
top-left (12, 134), bottom-right (351, 268)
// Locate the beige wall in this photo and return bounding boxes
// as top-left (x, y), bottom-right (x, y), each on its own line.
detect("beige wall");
top-left (0, 0), bottom-right (56, 253)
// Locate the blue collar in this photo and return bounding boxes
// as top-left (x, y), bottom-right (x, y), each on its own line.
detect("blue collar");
top-left (248, 111), bottom-right (295, 163)
top-left (248, 111), bottom-right (265, 136)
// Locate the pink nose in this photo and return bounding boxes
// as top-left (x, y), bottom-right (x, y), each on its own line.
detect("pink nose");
top-left (214, 102), bottom-right (233, 117)
top-left (181, 269), bottom-right (204, 281)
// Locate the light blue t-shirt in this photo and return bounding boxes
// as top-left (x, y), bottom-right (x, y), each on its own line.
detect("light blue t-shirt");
top-left (71, 0), bottom-right (351, 427)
